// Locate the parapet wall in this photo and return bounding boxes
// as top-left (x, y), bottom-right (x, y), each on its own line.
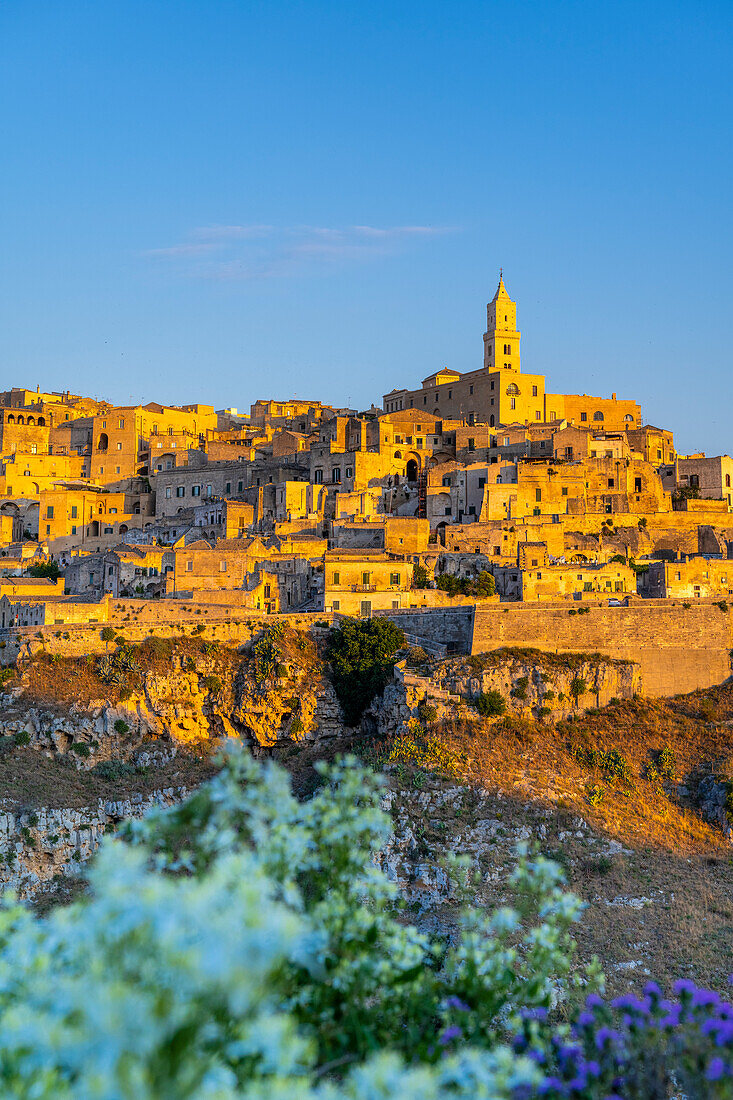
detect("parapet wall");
top-left (471, 602), bottom-right (733, 697)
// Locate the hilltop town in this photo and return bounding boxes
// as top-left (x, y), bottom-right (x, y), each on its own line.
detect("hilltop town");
top-left (0, 276), bottom-right (730, 675)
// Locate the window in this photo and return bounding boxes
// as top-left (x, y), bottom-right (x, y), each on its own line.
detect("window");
top-left (332, 599), bottom-right (340, 611)
top-left (118, 419), bottom-right (125, 429)
top-left (71, 525), bottom-right (77, 535)
top-left (46, 524), bottom-right (50, 535)
top-left (104, 526), bottom-right (113, 534)
top-left (109, 507), bottom-right (117, 514)
top-left (423, 395), bottom-right (426, 404)
top-left (390, 572), bottom-right (400, 586)
top-left (478, 477), bottom-right (486, 489)
top-left (469, 385), bottom-right (474, 395)
top-left (608, 478), bottom-right (614, 488)
top-left (467, 437), bottom-right (475, 451)
top-left (30, 443), bottom-right (37, 454)
top-left (176, 486), bottom-right (185, 498)
top-left (186, 560), bottom-right (193, 572)
top-left (116, 467), bottom-right (120, 474)
top-left (444, 506), bottom-right (452, 515)
top-left (535, 488), bottom-right (541, 502)
top-left (535, 411), bottom-right (541, 420)
top-left (192, 485), bottom-right (201, 497)
top-left (71, 506), bottom-right (77, 519)
top-left (593, 411), bottom-right (604, 421)
top-left (117, 442), bottom-right (122, 450)
top-left (580, 412), bottom-right (587, 422)
top-left (510, 398), bottom-right (516, 410)
top-left (165, 487), bottom-right (171, 499)
top-left (219, 560), bottom-right (227, 572)
top-left (333, 571), bottom-right (340, 585)
top-left (46, 506), bottom-right (54, 518)
top-left (102, 421), bottom-right (107, 428)
top-left (506, 383), bottom-right (519, 395)
top-left (237, 481), bottom-right (243, 492)
top-left (206, 485), bottom-right (213, 497)
top-left (345, 466), bottom-right (353, 478)
top-left (442, 475), bottom-right (451, 487)
top-left (561, 486), bottom-right (568, 496)
top-left (727, 475), bottom-right (731, 488)
top-left (490, 380), bottom-right (495, 390)
top-left (468, 412), bottom-right (475, 426)
top-left (333, 468), bottom-right (341, 483)
top-left (504, 343), bottom-right (511, 354)
top-left (362, 571), bottom-right (370, 586)
top-left (314, 469), bottom-right (323, 484)
top-left (225, 482), bottom-right (231, 494)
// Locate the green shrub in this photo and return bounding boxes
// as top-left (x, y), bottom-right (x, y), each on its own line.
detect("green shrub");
top-left (658, 744), bottom-right (676, 778)
top-left (113, 719), bottom-right (130, 735)
top-left (70, 742), bottom-right (91, 758)
top-left (417, 701), bottom-right (438, 724)
top-left (290, 717), bottom-right (304, 735)
top-left (411, 563), bottom-right (428, 589)
top-left (13, 730), bottom-right (30, 747)
top-left (586, 782), bottom-right (604, 806)
top-left (569, 676), bottom-right (587, 700)
top-left (100, 626), bottom-right (116, 643)
top-left (474, 689), bottom-right (506, 717)
top-left (202, 675), bottom-right (222, 694)
top-left (537, 705), bottom-right (551, 719)
top-left (715, 600), bottom-right (729, 613)
top-left (91, 759), bottom-right (136, 781)
top-left (327, 618), bottom-right (406, 726)
top-left (28, 561), bottom-right (60, 580)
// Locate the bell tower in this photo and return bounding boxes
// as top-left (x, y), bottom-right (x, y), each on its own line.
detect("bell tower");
top-left (483, 271), bottom-right (521, 372)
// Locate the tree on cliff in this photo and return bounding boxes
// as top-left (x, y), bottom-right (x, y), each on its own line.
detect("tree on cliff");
top-left (327, 616), bottom-right (405, 725)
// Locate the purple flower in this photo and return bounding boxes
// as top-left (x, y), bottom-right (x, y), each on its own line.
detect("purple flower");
top-left (644, 981), bottom-right (662, 998)
top-left (692, 988), bottom-right (721, 1009)
top-left (537, 1077), bottom-right (564, 1095)
top-left (706, 1057), bottom-right (726, 1081)
top-left (522, 1006), bottom-right (549, 1021)
top-left (585, 993), bottom-right (605, 1009)
top-left (444, 995), bottom-right (470, 1012)
top-left (438, 1025), bottom-right (463, 1045)
top-left (673, 979), bottom-right (697, 997)
top-left (576, 1012), bottom-right (596, 1028)
top-left (595, 1027), bottom-right (621, 1051)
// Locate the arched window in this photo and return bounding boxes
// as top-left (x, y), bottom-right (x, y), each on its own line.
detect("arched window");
top-left (394, 450), bottom-right (402, 459)
top-left (506, 383), bottom-right (520, 395)
top-left (593, 411), bottom-right (604, 421)
top-left (26, 416), bottom-right (35, 426)
top-left (490, 414), bottom-right (495, 427)
top-left (98, 433), bottom-right (108, 451)
top-left (624, 414), bottom-right (634, 422)
top-left (16, 416), bottom-right (24, 425)
top-left (727, 474), bottom-right (731, 488)
top-left (37, 416), bottom-right (45, 426)
top-left (6, 415), bottom-right (14, 424)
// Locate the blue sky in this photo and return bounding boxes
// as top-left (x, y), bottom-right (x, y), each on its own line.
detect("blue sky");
top-left (1, 1), bottom-right (731, 454)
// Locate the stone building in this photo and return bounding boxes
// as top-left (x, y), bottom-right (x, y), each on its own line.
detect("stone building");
top-left (383, 276), bottom-right (641, 432)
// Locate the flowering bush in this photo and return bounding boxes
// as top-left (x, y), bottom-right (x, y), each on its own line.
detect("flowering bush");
top-left (0, 743), bottom-right (725, 1096)
top-left (513, 980), bottom-right (733, 1097)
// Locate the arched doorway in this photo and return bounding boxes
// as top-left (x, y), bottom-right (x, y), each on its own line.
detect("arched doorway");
top-left (98, 433), bottom-right (108, 451)
top-left (90, 521), bottom-right (100, 536)
top-left (406, 459), bottom-right (419, 483)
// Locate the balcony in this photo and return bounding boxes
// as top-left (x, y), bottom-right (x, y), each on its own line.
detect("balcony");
top-left (350, 584), bottom-right (377, 592)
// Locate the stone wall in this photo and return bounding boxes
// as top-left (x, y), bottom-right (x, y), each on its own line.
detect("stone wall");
top-left (377, 607), bottom-right (475, 655)
top-left (472, 601), bottom-right (733, 697)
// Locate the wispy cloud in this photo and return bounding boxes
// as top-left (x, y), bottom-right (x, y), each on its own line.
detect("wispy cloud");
top-left (142, 223), bottom-right (454, 280)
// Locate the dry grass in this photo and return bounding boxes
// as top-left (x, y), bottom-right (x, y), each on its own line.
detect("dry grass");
top-left (0, 745), bottom-right (217, 810)
top-left (19, 636), bottom-right (244, 710)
